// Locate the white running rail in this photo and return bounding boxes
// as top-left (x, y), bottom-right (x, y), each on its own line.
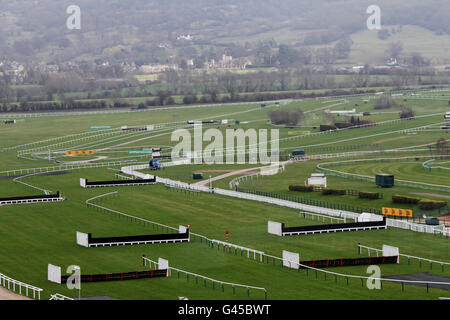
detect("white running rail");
top-left (0, 272), bottom-right (43, 300)
top-left (49, 293), bottom-right (74, 300)
top-left (210, 239), bottom-right (265, 262)
top-left (0, 159), bottom-right (146, 177)
top-left (142, 256), bottom-right (267, 298)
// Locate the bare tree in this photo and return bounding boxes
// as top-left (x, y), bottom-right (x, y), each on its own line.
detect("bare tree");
top-left (436, 138), bottom-right (449, 155)
top-left (399, 107), bottom-right (415, 119)
top-left (268, 108), bottom-right (304, 126)
top-left (386, 41), bottom-right (403, 60)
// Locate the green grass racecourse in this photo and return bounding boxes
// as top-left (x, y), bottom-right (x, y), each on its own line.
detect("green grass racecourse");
top-left (229, 158), bottom-right (450, 217)
top-left (0, 91), bottom-right (449, 300)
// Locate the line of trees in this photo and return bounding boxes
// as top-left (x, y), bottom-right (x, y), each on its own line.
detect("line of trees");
top-left (2, 64), bottom-right (449, 106)
top-left (1, 87), bottom-right (385, 113)
top-left (0, 100), bottom-right (118, 113)
top-left (373, 94), bottom-right (400, 109)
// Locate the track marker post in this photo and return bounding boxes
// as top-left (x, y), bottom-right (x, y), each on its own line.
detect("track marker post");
top-left (225, 231), bottom-right (229, 253)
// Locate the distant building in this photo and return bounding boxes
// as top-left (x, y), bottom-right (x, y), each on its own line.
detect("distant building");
top-left (177, 34), bottom-right (193, 41)
top-left (386, 58), bottom-right (398, 66)
top-left (139, 64), bottom-right (179, 74)
top-left (203, 55), bottom-right (251, 70)
top-left (352, 65), bottom-right (365, 71)
top-left (0, 60), bottom-right (28, 84)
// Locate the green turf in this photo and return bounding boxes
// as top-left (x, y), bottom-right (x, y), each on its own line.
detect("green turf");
top-left (1, 92), bottom-right (450, 300)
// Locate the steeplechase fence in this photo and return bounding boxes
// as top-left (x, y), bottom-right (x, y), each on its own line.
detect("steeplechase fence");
top-left (299, 256), bottom-right (398, 269)
top-left (48, 262), bottom-right (169, 288)
top-left (76, 227), bottom-right (190, 248)
top-left (80, 177), bottom-right (156, 188)
top-left (59, 269), bottom-right (168, 283)
top-left (0, 192), bottom-right (64, 205)
top-left (358, 243), bottom-right (450, 272)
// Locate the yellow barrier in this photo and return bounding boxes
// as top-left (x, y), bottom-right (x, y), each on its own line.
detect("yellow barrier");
top-left (382, 207), bottom-right (413, 218)
top-left (288, 130), bottom-right (310, 135)
top-left (65, 150), bottom-right (95, 156)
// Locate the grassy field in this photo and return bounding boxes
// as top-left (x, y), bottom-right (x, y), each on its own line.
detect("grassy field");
top-left (1, 91), bottom-right (449, 300)
top-left (213, 24), bottom-right (450, 65)
top-left (228, 158), bottom-right (449, 216)
top-left (325, 160), bottom-right (449, 187)
top-left (1, 171), bottom-right (449, 300)
top-left (347, 25), bottom-right (450, 64)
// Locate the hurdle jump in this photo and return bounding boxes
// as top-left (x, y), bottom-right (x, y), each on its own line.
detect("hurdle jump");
top-left (61, 269), bottom-right (168, 283)
top-left (48, 261), bottom-right (168, 285)
top-left (120, 125), bottom-right (153, 131)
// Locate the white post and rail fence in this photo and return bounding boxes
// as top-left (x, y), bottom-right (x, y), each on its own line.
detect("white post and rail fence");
top-left (0, 272), bottom-right (43, 300)
top-left (142, 256), bottom-right (268, 299)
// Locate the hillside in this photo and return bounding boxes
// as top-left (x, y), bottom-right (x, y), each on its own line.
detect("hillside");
top-left (347, 25), bottom-right (450, 65)
top-left (0, 0), bottom-right (449, 64)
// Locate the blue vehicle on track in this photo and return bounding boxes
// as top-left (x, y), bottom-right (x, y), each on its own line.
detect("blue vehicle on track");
top-left (149, 158), bottom-right (161, 170)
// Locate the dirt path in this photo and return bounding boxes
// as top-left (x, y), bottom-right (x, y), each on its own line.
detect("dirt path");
top-left (306, 101), bottom-right (347, 114)
top-left (0, 287), bottom-right (31, 300)
top-left (60, 156), bottom-right (109, 165)
top-left (193, 167), bottom-right (264, 187)
top-left (193, 161), bottom-right (289, 187)
top-left (411, 192), bottom-right (450, 200)
top-left (199, 170), bottom-right (235, 173)
top-left (374, 135), bottom-right (410, 144)
top-left (199, 169), bottom-right (259, 174)
top-left (96, 132), bottom-right (170, 152)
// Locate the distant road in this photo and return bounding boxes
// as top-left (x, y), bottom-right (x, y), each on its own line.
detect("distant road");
top-left (0, 287), bottom-right (30, 300)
